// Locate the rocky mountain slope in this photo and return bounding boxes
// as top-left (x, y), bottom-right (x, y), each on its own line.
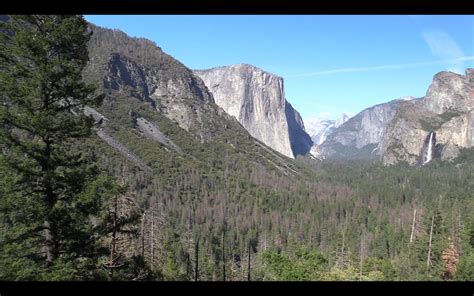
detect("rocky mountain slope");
top-left (312, 97), bottom-right (415, 160)
top-left (309, 69), bottom-right (473, 165)
top-left (380, 69), bottom-right (474, 165)
top-left (84, 25), bottom-right (473, 170)
top-left (82, 24), bottom-right (303, 178)
top-left (194, 64), bottom-right (312, 158)
top-left (84, 24), bottom-right (230, 142)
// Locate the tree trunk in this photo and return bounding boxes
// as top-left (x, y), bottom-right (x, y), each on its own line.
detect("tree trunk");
top-left (247, 242), bottom-right (251, 281)
top-left (427, 215), bottom-right (435, 268)
top-left (111, 194), bottom-right (118, 264)
top-left (150, 210), bottom-right (154, 266)
top-left (43, 219), bottom-right (54, 266)
top-left (410, 208), bottom-right (417, 244)
top-left (222, 229), bottom-right (226, 282)
top-left (359, 231), bottom-right (364, 281)
top-left (263, 230), bottom-right (267, 251)
top-left (194, 240), bottom-right (199, 281)
top-left (141, 212), bottom-right (146, 258)
top-left (43, 151), bottom-right (57, 267)
top-left (222, 188), bottom-right (227, 282)
top-left (338, 226), bottom-right (346, 268)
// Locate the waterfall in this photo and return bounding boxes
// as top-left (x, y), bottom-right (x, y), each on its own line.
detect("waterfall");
top-left (423, 131), bottom-right (435, 165)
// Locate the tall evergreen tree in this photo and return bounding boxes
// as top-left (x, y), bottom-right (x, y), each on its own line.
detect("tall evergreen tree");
top-left (0, 15), bottom-right (107, 279)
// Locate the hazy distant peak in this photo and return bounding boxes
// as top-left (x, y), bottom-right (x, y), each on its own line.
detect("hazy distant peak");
top-left (397, 96), bottom-right (416, 101)
top-left (335, 113), bottom-right (351, 127)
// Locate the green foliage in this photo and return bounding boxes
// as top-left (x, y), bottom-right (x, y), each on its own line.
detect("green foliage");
top-left (104, 255), bottom-right (161, 281)
top-left (262, 248), bottom-right (327, 280)
top-left (163, 256), bottom-right (188, 281)
top-left (158, 228), bottom-right (190, 281)
top-left (438, 111), bottom-right (461, 122)
top-left (2, 14), bottom-right (473, 281)
top-left (455, 251), bottom-right (474, 281)
top-left (419, 111), bottom-right (461, 132)
top-left (362, 257), bottom-right (397, 280)
top-left (0, 15), bottom-right (139, 280)
top-left (321, 266), bottom-right (359, 281)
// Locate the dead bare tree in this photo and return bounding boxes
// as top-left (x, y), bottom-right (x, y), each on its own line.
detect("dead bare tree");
top-left (141, 211), bottom-right (146, 258)
top-left (194, 239), bottom-right (199, 281)
top-left (150, 209), bottom-right (154, 266)
top-left (222, 219), bottom-right (226, 282)
top-left (336, 216), bottom-right (350, 269)
top-left (441, 238), bottom-right (459, 280)
top-left (247, 241), bottom-right (251, 281)
top-left (410, 208), bottom-right (417, 244)
top-left (427, 215), bottom-right (435, 268)
top-left (359, 230), bottom-right (364, 280)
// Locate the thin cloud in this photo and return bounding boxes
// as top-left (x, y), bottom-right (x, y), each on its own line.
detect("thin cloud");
top-left (286, 56), bottom-right (474, 78)
top-left (422, 30), bottom-right (465, 74)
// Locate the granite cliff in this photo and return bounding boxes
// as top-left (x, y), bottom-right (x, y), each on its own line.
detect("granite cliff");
top-left (312, 97), bottom-right (414, 160)
top-left (380, 69), bottom-right (474, 165)
top-left (194, 64), bottom-right (312, 158)
top-left (82, 24), bottom-right (300, 176)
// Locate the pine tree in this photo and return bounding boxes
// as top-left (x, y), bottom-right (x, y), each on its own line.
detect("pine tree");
top-left (411, 209), bottom-right (447, 279)
top-left (0, 15), bottom-right (107, 279)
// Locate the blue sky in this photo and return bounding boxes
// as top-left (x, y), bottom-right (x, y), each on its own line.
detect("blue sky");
top-left (85, 15), bottom-right (474, 121)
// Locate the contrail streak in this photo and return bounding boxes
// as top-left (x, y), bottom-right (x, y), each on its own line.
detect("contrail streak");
top-left (286, 56), bottom-right (474, 78)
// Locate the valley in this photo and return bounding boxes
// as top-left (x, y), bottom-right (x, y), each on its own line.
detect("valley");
top-left (0, 15), bottom-right (473, 282)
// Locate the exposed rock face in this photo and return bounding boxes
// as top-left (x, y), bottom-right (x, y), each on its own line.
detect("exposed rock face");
top-left (381, 69), bottom-right (474, 165)
top-left (84, 106), bottom-right (152, 172)
top-left (310, 69), bottom-right (473, 165)
top-left (83, 24), bottom-right (300, 176)
top-left (285, 101), bottom-right (313, 157)
top-left (101, 52), bottom-right (218, 137)
top-left (335, 113), bottom-right (351, 128)
top-left (306, 113), bottom-right (350, 146)
top-left (97, 128), bottom-right (152, 172)
top-left (194, 64), bottom-right (312, 158)
top-left (131, 112), bottom-right (183, 155)
top-left (85, 24), bottom-right (240, 142)
top-left (314, 98), bottom-right (413, 159)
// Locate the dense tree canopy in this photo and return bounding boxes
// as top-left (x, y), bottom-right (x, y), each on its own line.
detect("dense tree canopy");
top-left (1, 15), bottom-right (473, 281)
top-left (0, 15), bottom-right (151, 280)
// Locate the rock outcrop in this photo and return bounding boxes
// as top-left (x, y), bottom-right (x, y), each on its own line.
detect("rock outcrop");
top-left (308, 69), bottom-right (473, 165)
top-left (194, 64), bottom-right (312, 158)
top-left (83, 23), bottom-right (300, 176)
top-left (380, 69), bottom-right (474, 165)
top-left (313, 98), bottom-right (413, 159)
top-left (285, 101), bottom-right (313, 157)
top-left (131, 112), bottom-right (183, 155)
top-left (84, 106), bottom-right (152, 172)
top-left (85, 24), bottom-right (239, 142)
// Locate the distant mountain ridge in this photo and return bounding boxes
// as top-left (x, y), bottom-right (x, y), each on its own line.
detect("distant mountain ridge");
top-left (305, 113), bottom-right (350, 146)
top-left (82, 24), bottom-right (302, 178)
top-left (310, 97), bottom-right (414, 160)
top-left (380, 69), bottom-right (474, 165)
top-left (306, 69), bottom-right (473, 165)
top-left (84, 24), bottom-right (473, 169)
